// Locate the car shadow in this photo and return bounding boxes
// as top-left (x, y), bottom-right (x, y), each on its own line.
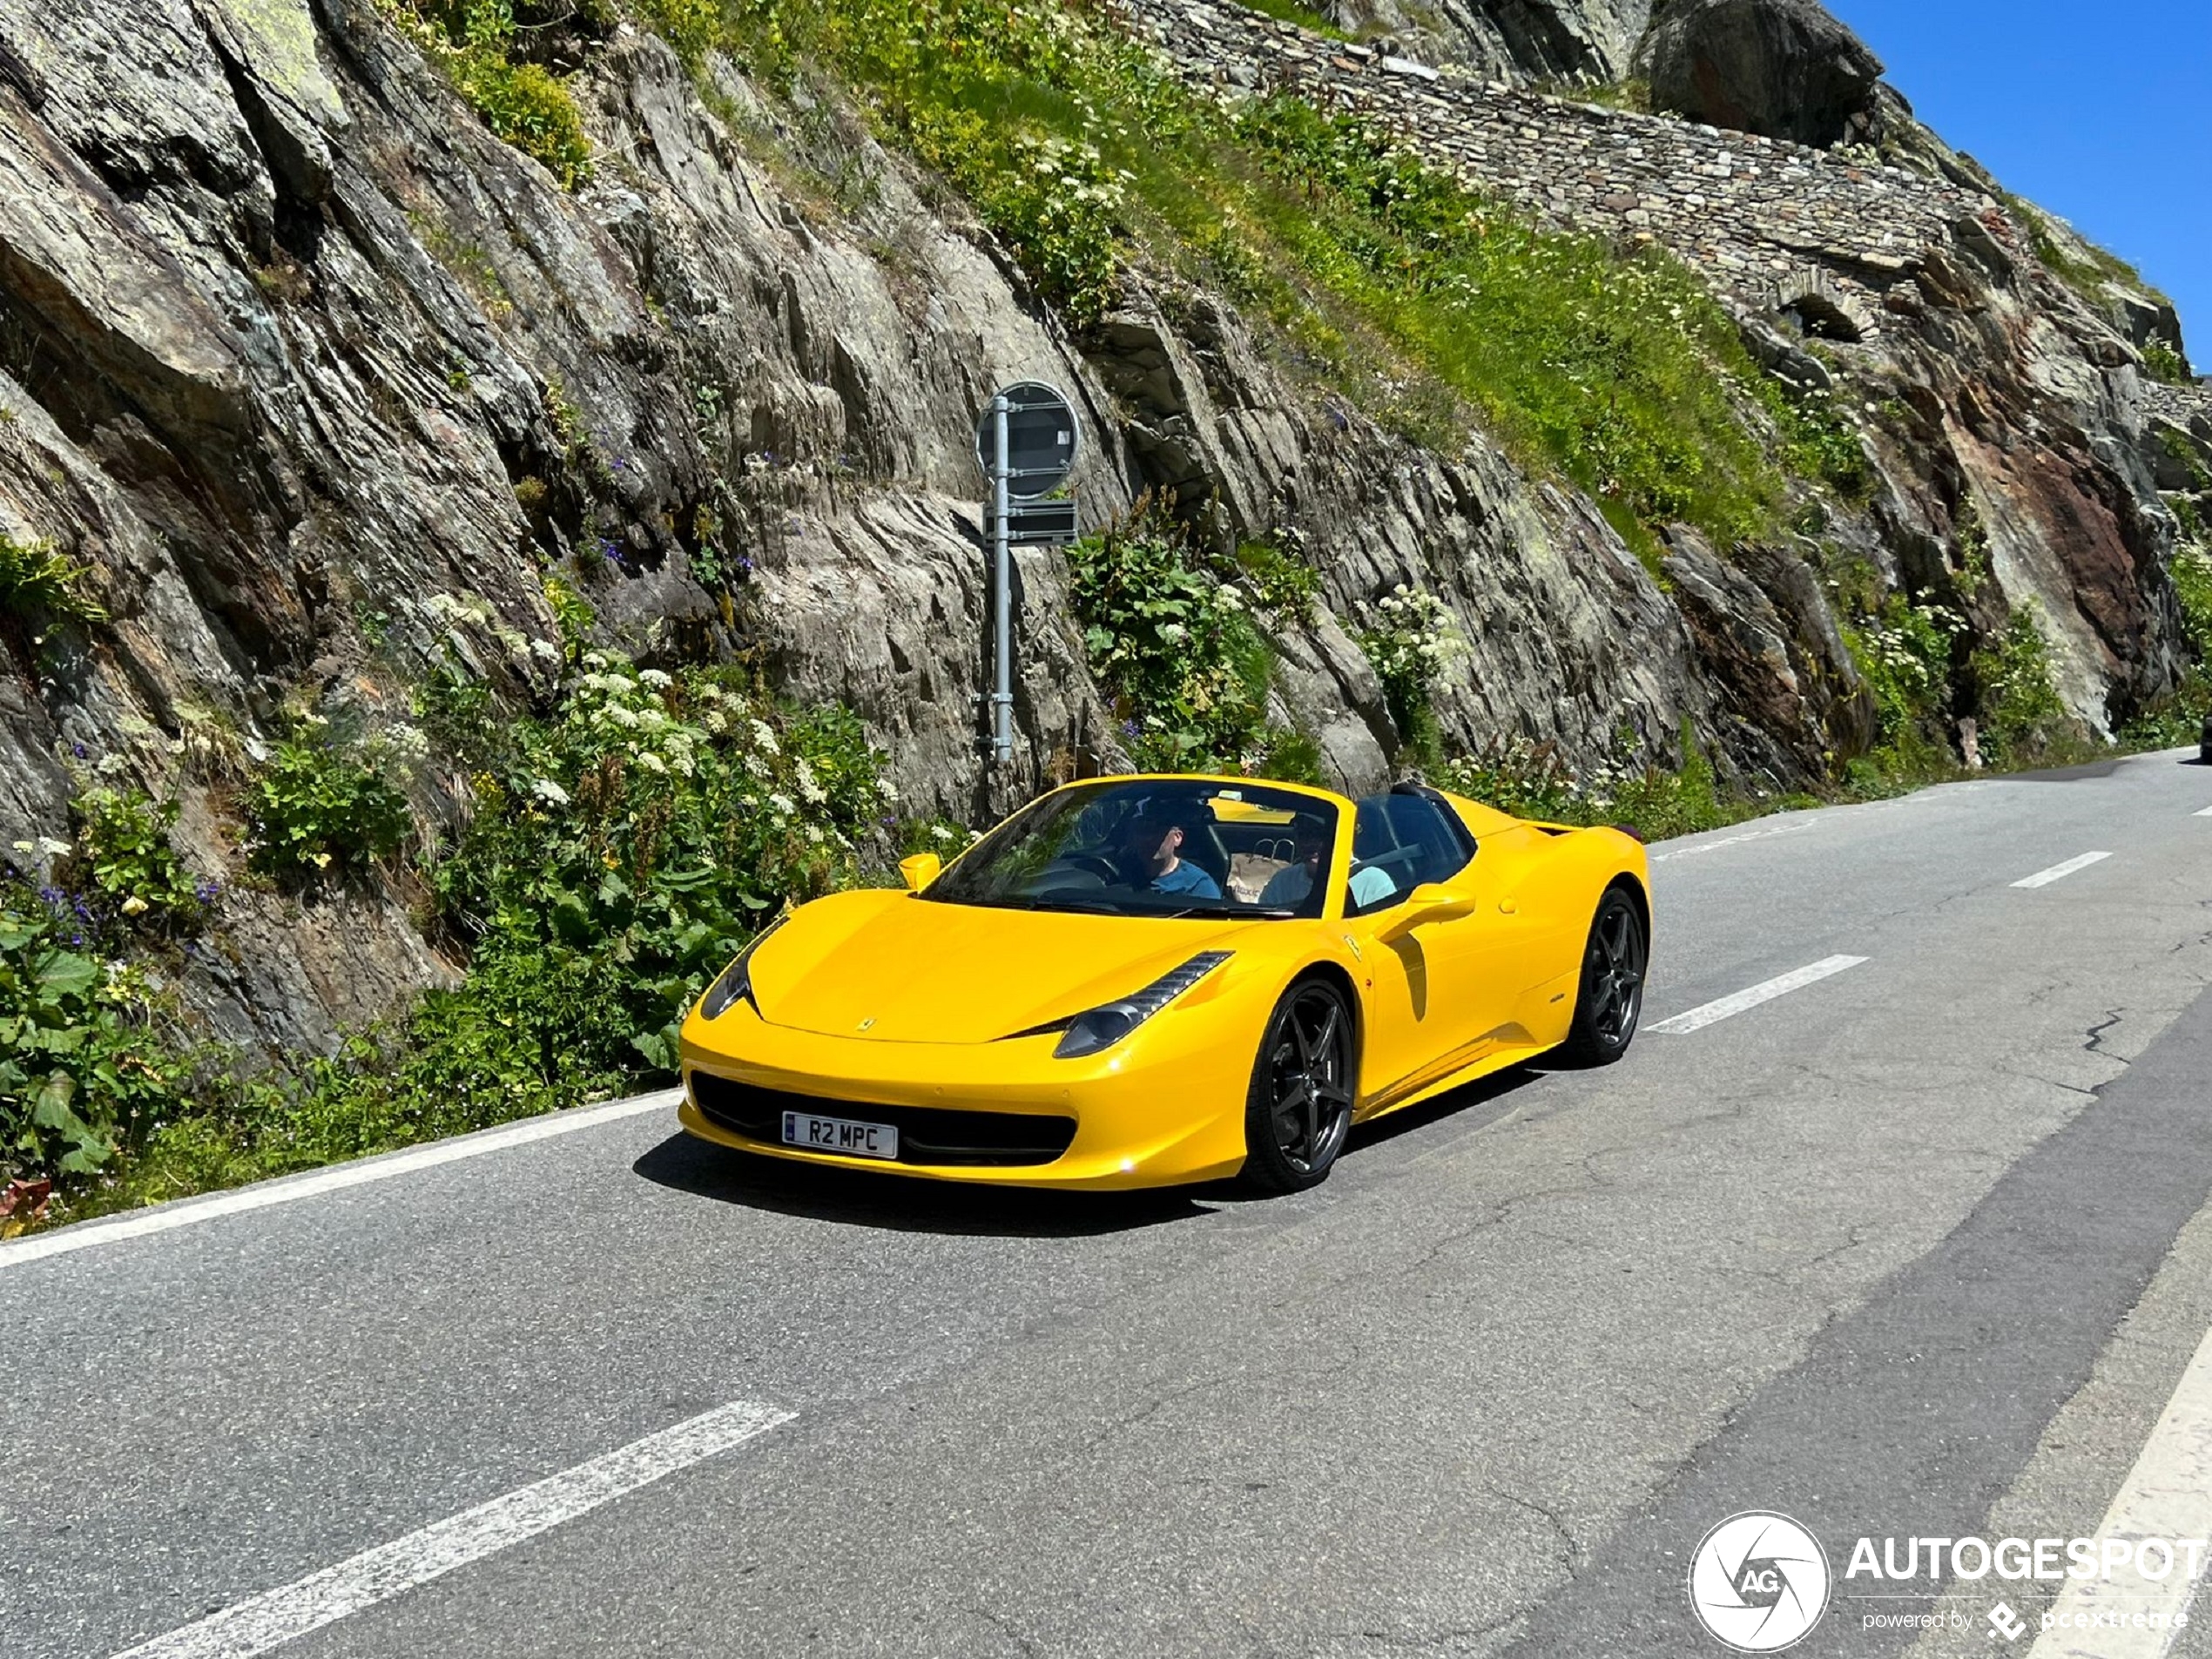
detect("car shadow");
top-left (636, 1062), bottom-right (1550, 1231)
top-left (1345, 1062), bottom-right (1545, 1155)
top-left (631, 1131), bottom-right (1219, 1237)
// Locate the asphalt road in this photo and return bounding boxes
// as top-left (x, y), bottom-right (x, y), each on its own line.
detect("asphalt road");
top-left (5, 752), bottom-right (2212, 1659)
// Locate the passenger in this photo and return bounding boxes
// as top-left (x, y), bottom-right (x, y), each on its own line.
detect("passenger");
top-left (1117, 812), bottom-right (1222, 900)
top-left (1258, 823), bottom-right (1329, 907)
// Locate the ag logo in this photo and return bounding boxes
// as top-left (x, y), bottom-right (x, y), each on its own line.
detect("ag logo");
top-left (1688, 1512), bottom-right (1831, 1652)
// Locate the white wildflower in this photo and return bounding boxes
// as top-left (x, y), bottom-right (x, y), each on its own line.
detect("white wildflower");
top-left (767, 791), bottom-right (796, 816)
top-left (794, 757), bottom-right (827, 805)
top-left (531, 778), bottom-right (570, 806)
top-left (749, 719), bottom-right (779, 756)
top-left (638, 668), bottom-right (672, 689)
top-left (636, 752), bottom-right (667, 775)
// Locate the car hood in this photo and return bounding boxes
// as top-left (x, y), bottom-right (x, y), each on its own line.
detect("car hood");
top-left (748, 889), bottom-right (1254, 1044)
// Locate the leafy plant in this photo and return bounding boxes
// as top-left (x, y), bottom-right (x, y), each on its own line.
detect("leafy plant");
top-left (1841, 595), bottom-right (1961, 750)
top-left (1971, 608), bottom-right (2072, 765)
top-left (244, 719), bottom-right (415, 874)
top-left (2141, 339), bottom-right (2193, 386)
top-left (395, 0), bottom-right (592, 187)
top-left (1353, 583), bottom-right (1468, 762)
top-left (0, 901), bottom-right (186, 1183)
top-left (0, 534), bottom-right (105, 625)
top-left (1066, 514), bottom-right (1277, 771)
top-left (428, 653), bottom-right (892, 1079)
top-left (65, 789), bottom-right (212, 934)
top-left (1228, 538), bottom-right (1321, 625)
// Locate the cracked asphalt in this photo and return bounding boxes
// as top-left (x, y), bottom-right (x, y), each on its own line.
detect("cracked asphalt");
top-left (4, 752), bottom-right (2212, 1658)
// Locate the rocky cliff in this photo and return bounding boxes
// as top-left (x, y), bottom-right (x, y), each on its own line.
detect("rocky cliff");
top-left (0, 0), bottom-right (2201, 1056)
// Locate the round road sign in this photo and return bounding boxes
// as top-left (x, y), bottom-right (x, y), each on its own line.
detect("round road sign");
top-left (974, 381), bottom-right (1080, 501)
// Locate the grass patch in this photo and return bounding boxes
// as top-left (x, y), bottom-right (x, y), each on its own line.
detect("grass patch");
top-left (389, 0), bottom-right (594, 187)
top-left (640, 0), bottom-right (1814, 550)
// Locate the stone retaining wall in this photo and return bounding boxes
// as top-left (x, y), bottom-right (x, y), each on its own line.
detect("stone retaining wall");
top-left (1122, 0), bottom-right (1998, 334)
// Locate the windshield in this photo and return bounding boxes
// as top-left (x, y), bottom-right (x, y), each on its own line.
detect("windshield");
top-left (921, 780), bottom-right (1340, 919)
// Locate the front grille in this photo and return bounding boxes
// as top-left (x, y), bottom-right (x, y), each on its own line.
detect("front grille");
top-left (688, 1071), bottom-right (1077, 1167)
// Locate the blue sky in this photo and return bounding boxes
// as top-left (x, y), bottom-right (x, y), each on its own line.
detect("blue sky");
top-left (1825, 0), bottom-right (2209, 361)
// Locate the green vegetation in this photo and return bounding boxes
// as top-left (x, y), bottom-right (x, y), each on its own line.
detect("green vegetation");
top-left (1232, 0), bottom-right (1350, 38)
top-left (1433, 724), bottom-right (1771, 842)
top-left (637, 0), bottom-right (1819, 550)
top-left (2141, 339), bottom-right (2194, 386)
top-left (0, 907), bottom-right (188, 1182)
top-left (243, 718), bottom-right (416, 875)
top-left (1352, 583), bottom-right (1467, 765)
top-left (394, 0), bottom-right (594, 187)
top-left (1838, 593), bottom-right (1963, 782)
top-left (6, 655), bottom-right (899, 1222)
top-left (1067, 513), bottom-right (1278, 771)
top-left (2001, 192), bottom-right (2171, 314)
top-left (65, 789), bottom-right (212, 938)
top-left (0, 534), bottom-right (105, 626)
top-left (2120, 544), bottom-right (2212, 749)
top-left (1969, 608), bottom-right (2072, 767)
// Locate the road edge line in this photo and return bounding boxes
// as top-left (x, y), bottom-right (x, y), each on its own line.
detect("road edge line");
top-left (0, 1089), bottom-right (680, 1272)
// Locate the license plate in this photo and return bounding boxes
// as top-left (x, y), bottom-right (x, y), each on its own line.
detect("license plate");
top-left (781, 1109), bottom-right (899, 1161)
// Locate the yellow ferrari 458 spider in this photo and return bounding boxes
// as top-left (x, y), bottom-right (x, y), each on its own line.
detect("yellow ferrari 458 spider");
top-left (678, 775), bottom-right (1649, 1192)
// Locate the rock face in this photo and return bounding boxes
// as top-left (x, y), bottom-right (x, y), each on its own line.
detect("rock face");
top-left (1326, 0), bottom-right (1652, 83)
top-left (0, 0), bottom-right (2193, 1057)
top-left (1635, 0), bottom-right (1885, 147)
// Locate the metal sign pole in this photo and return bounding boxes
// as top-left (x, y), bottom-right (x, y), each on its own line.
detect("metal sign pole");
top-left (991, 393), bottom-right (1014, 764)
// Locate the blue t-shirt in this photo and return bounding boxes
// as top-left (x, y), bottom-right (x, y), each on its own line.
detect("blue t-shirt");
top-left (1151, 860), bottom-right (1221, 900)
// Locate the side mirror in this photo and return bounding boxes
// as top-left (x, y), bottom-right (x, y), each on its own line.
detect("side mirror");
top-left (1380, 882), bottom-right (1479, 937)
top-left (900, 851), bottom-right (942, 893)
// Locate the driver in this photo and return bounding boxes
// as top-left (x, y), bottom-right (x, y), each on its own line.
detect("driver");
top-left (1117, 811), bottom-right (1222, 900)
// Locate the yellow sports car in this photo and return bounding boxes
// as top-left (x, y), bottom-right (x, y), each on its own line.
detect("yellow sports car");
top-left (678, 776), bottom-right (1649, 1192)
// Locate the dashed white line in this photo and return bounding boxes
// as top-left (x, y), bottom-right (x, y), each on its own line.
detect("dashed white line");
top-left (111, 1398), bottom-right (795, 1659)
top-left (1648, 955), bottom-right (1869, 1035)
top-left (2195, 805), bottom-right (2212, 818)
top-left (2013, 851), bottom-right (2114, 889)
top-left (0, 1089), bottom-right (680, 1272)
top-left (2027, 1324), bottom-right (2212, 1659)
top-left (1651, 819), bottom-right (1817, 862)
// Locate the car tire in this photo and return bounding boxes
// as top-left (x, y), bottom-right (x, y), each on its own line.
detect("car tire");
top-left (1240, 976), bottom-right (1357, 1194)
top-left (1557, 885), bottom-right (1648, 1068)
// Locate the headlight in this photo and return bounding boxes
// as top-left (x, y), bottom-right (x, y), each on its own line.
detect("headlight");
top-left (698, 913), bottom-right (787, 1021)
top-left (1053, 952), bottom-right (1231, 1059)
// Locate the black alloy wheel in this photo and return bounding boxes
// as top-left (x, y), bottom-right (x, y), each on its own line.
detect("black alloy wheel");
top-left (1242, 978), bottom-right (1357, 1193)
top-left (1560, 886), bottom-right (1647, 1066)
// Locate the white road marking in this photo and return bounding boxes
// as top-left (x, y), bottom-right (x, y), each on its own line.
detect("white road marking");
top-left (2195, 805), bottom-right (2212, 818)
top-left (1647, 955), bottom-right (1868, 1035)
top-left (2013, 851), bottom-right (2114, 889)
top-left (1651, 819), bottom-right (1817, 862)
top-left (2027, 1325), bottom-right (2212, 1659)
top-left (0, 1089), bottom-right (680, 1272)
top-left (111, 1398), bottom-right (794, 1659)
